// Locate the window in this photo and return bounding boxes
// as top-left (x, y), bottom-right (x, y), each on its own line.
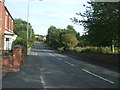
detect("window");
top-left (6, 38), bottom-right (9, 41)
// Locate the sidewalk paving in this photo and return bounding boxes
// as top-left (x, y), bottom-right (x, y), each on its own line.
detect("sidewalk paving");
top-left (2, 72), bottom-right (8, 79)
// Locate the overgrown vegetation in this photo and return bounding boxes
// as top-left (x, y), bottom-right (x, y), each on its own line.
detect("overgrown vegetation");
top-left (46, 2), bottom-right (120, 54)
top-left (46, 25), bottom-right (79, 50)
top-left (71, 2), bottom-right (120, 53)
top-left (13, 18), bottom-right (35, 48)
top-left (46, 24), bottom-right (119, 54)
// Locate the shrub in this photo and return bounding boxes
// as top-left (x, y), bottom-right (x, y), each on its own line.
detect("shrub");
top-left (14, 37), bottom-right (26, 47)
top-left (57, 47), bottom-right (64, 52)
top-left (28, 42), bottom-right (33, 48)
top-left (96, 47), bottom-right (111, 53)
top-left (61, 34), bottom-right (78, 48)
top-left (74, 47), bottom-right (85, 52)
top-left (81, 48), bottom-right (95, 53)
top-left (68, 47), bottom-right (75, 52)
top-left (2, 50), bottom-right (13, 57)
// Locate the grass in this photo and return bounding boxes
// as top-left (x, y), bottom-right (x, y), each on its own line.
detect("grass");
top-left (73, 46), bottom-right (120, 54)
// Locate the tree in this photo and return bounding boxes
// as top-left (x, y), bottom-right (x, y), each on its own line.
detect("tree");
top-left (61, 34), bottom-right (78, 48)
top-left (14, 18), bottom-right (35, 47)
top-left (71, 2), bottom-right (120, 52)
top-left (47, 25), bottom-right (80, 49)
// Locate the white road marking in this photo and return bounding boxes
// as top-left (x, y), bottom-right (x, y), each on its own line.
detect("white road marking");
top-left (40, 76), bottom-right (47, 88)
top-left (65, 61), bottom-right (75, 66)
top-left (57, 57), bottom-right (62, 60)
top-left (82, 69), bottom-right (115, 84)
top-left (36, 52), bottom-right (37, 56)
top-left (49, 53), bottom-right (55, 56)
top-left (56, 54), bottom-right (67, 58)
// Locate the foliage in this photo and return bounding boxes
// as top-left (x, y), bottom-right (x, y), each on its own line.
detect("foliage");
top-left (14, 18), bottom-right (35, 48)
top-left (74, 47), bottom-right (111, 54)
top-left (61, 34), bottom-right (78, 48)
top-left (2, 50), bottom-right (13, 57)
top-left (47, 25), bottom-right (80, 49)
top-left (57, 47), bottom-right (65, 52)
top-left (14, 37), bottom-right (26, 47)
top-left (71, 2), bottom-right (120, 53)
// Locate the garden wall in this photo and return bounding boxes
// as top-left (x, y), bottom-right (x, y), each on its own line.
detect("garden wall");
top-left (1, 48), bottom-right (26, 71)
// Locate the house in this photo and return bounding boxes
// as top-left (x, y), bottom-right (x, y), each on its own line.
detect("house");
top-left (0, 0), bottom-right (17, 50)
top-left (35, 34), bottom-right (40, 41)
top-left (35, 34), bottom-right (46, 41)
top-left (42, 35), bottom-right (46, 41)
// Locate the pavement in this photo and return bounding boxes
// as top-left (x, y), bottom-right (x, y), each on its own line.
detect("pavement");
top-left (2, 72), bottom-right (7, 78)
top-left (2, 41), bottom-right (120, 88)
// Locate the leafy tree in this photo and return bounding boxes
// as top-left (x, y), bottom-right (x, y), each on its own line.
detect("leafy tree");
top-left (65, 25), bottom-right (80, 39)
top-left (71, 2), bottom-right (120, 52)
top-left (14, 37), bottom-right (26, 47)
top-left (77, 35), bottom-right (90, 47)
top-left (61, 34), bottom-right (78, 48)
top-left (14, 18), bottom-right (35, 47)
top-left (47, 25), bottom-right (80, 49)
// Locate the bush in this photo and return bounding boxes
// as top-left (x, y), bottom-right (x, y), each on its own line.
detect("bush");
top-left (74, 47), bottom-right (85, 52)
top-left (57, 47), bottom-right (64, 52)
top-left (61, 34), bottom-right (78, 48)
top-left (81, 48), bottom-right (96, 53)
top-left (68, 47), bottom-right (75, 52)
top-left (28, 42), bottom-right (33, 48)
top-left (14, 37), bottom-right (26, 47)
top-left (2, 50), bottom-right (13, 57)
top-left (97, 47), bottom-right (111, 53)
top-left (80, 47), bottom-right (111, 54)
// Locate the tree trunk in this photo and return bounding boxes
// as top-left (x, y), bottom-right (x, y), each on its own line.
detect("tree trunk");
top-left (111, 39), bottom-right (115, 53)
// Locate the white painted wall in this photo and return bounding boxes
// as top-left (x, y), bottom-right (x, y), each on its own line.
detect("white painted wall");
top-left (4, 34), bottom-right (17, 50)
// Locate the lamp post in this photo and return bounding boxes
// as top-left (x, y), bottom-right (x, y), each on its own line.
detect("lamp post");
top-left (26, 0), bottom-right (42, 55)
top-left (26, 0), bottom-right (29, 55)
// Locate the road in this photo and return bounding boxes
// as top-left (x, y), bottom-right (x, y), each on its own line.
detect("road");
top-left (2, 41), bottom-right (119, 88)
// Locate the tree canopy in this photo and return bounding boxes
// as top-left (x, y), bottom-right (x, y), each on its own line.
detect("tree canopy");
top-left (47, 25), bottom-right (79, 49)
top-left (71, 2), bottom-right (120, 52)
top-left (14, 18), bottom-right (35, 47)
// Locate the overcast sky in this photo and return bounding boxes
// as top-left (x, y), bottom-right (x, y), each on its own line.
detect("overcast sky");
top-left (5, 0), bottom-right (90, 35)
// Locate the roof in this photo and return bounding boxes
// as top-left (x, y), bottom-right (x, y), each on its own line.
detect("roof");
top-left (4, 6), bottom-right (14, 20)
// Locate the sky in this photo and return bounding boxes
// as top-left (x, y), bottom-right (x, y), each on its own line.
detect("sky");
top-left (5, 0), bottom-right (90, 35)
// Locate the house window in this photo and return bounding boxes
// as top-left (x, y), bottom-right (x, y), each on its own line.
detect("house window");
top-left (6, 38), bottom-right (9, 41)
top-left (6, 38), bottom-right (9, 50)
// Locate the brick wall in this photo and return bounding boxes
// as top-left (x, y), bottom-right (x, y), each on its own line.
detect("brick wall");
top-left (0, 0), bottom-right (14, 50)
top-left (1, 48), bottom-right (26, 71)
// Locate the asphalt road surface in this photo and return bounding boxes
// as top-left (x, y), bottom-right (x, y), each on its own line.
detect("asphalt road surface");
top-left (2, 41), bottom-right (119, 88)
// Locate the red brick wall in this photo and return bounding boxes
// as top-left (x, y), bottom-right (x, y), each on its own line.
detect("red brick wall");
top-left (13, 48), bottom-right (22, 68)
top-left (0, 1), bottom-right (5, 50)
top-left (2, 48), bottom-right (26, 71)
top-left (0, 0), bottom-right (14, 50)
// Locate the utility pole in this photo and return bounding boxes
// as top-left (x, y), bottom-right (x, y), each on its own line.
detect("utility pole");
top-left (26, 0), bottom-right (29, 55)
top-left (26, 0), bottom-right (43, 55)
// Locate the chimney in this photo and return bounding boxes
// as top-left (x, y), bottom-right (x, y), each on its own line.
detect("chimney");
top-left (0, 0), bottom-right (5, 2)
top-left (0, 0), bottom-right (5, 5)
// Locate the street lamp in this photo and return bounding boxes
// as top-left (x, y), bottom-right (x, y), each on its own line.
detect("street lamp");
top-left (26, 0), bottom-right (42, 55)
top-left (26, 0), bottom-right (29, 55)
